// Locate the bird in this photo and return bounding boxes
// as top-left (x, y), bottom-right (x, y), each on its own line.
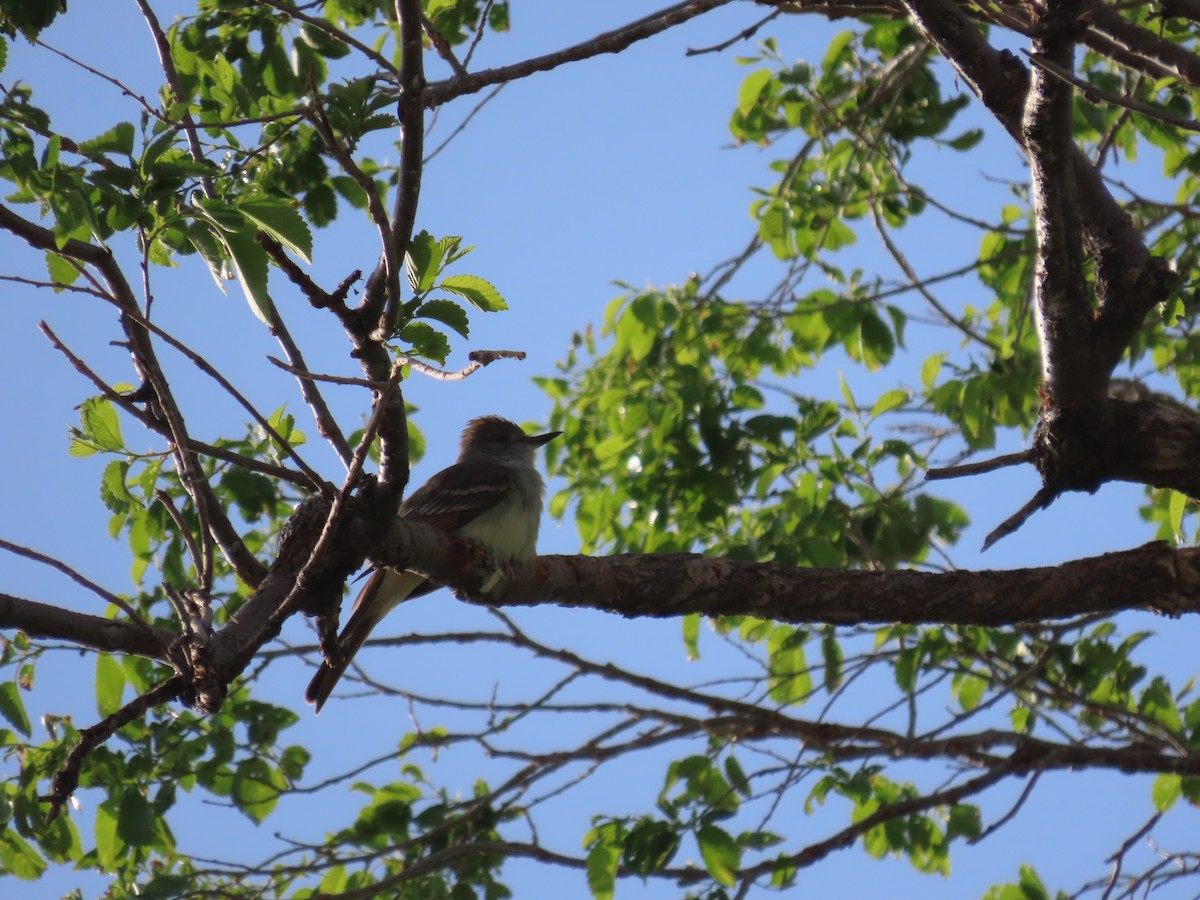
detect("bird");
top-left (305, 415), bottom-right (560, 712)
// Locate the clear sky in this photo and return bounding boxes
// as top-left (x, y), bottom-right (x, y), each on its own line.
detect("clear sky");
top-left (3, 3), bottom-right (1198, 898)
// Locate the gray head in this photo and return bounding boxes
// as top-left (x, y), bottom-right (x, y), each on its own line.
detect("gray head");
top-left (459, 416), bottom-right (560, 463)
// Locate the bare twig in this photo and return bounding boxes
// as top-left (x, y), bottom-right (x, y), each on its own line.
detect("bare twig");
top-left (926, 450), bottom-right (1033, 481)
top-left (253, 289), bottom-right (355, 471)
top-left (423, 0), bottom-right (738, 107)
top-left (39, 321), bottom-right (313, 492)
top-left (686, 8), bottom-right (782, 55)
top-left (119, 308), bottom-right (329, 493)
top-left (982, 486), bottom-right (1058, 552)
top-left (155, 489), bottom-right (211, 591)
top-left (1026, 51), bottom-right (1200, 134)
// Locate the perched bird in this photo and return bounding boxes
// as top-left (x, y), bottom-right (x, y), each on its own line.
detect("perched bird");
top-left (306, 415), bottom-right (560, 712)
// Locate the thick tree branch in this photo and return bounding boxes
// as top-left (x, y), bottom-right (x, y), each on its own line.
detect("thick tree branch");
top-left (0, 593), bottom-right (172, 659)
top-left (357, 515), bottom-right (1200, 626)
top-left (1024, 0), bottom-right (1095, 408)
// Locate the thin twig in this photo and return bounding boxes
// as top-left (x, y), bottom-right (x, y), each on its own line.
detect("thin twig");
top-left (686, 8), bottom-right (782, 55)
top-left (1026, 51), bottom-right (1200, 134)
top-left (255, 291), bottom-right (355, 471)
top-left (119, 308), bottom-right (329, 493)
top-left (422, 0), bottom-right (737, 107)
top-left (403, 348), bottom-right (527, 381)
top-left (926, 450), bottom-right (1033, 481)
top-left (155, 489), bottom-right (211, 591)
top-left (254, 0), bottom-right (400, 78)
top-left (39, 321), bottom-right (313, 492)
top-left (424, 84), bottom-right (505, 164)
top-left (982, 486), bottom-right (1058, 552)
top-left (971, 770), bottom-right (1041, 842)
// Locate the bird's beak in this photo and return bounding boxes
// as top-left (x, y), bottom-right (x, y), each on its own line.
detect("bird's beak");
top-left (527, 430), bottom-right (562, 446)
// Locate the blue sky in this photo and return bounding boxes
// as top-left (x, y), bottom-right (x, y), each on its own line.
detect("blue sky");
top-left (3, 2), bottom-right (1198, 897)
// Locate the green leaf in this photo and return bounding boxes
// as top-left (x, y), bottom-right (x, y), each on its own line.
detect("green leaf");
top-left (238, 197), bottom-right (313, 263)
top-left (80, 397), bottom-right (124, 453)
top-left (682, 613), bottom-right (700, 661)
top-left (398, 321), bottom-right (450, 364)
top-left (696, 823), bottom-right (739, 887)
top-left (920, 353), bottom-right (945, 390)
top-left (232, 757), bottom-right (285, 823)
top-left (956, 672), bottom-right (987, 711)
top-left (45, 250), bottom-right (80, 289)
top-left (1152, 773), bottom-right (1181, 812)
top-left (78, 122), bottom-right (135, 156)
top-left (117, 789), bottom-right (157, 847)
top-left (870, 388), bottom-right (909, 418)
top-left (737, 68), bottom-right (773, 116)
top-left (585, 842), bottom-right (618, 900)
top-left (94, 798), bottom-right (124, 870)
top-left (821, 630), bottom-right (843, 692)
top-left (768, 627), bottom-right (812, 706)
top-left (946, 128), bottom-right (984, 151)
top-left (417, 298), bottom-right (470, 338)
top-left (0, 829), bottom-right (48, 880)
top-left (95, 653), bottom-right (125, 717)
top-left (0, 681), bottom-right (31, 736)
top-left (725, 755), bottom-right (751, 797)
top-left (224, 227), bottom-right (273, 325)
top-left (100, 460), bottom-right (139, 514)
top-left (1168, 489), bottom-right (1188, 541)
top-left (404, 230), bottom-right (443, 294)
top-left (439, 273), bottom-right (507, 311)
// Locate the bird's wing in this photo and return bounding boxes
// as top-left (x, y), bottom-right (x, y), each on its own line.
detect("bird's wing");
top-left (398, 460), bottom-right (512, 529)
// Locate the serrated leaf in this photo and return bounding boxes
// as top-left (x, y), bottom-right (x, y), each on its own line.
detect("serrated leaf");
top-left (417, 298), bottom-right (470, 338)
top-left (80, 397), bottom-right (124, 453)
top-left (585, 843), bottom-right (618, 900)
top-left (78, 122), bottom-right (135, 156)
top-left (100, 460), bottom-right (138, 514)
top-left (398, 321), bottom-right (450, 364)
top-left (117, 790), bottom-right (157, 847)
top-left (223, 227), bottom-right (273, 325)
top-left (404, 230), bottom-right (443, 294)
top-left (439, 273), bottom-right (507, 311)
top-left (238, 197), bottom-right (312, 263)
top-left (45, 250), bottom-right (80, 290)
top-left (0, 682), bottom-right (31, 736)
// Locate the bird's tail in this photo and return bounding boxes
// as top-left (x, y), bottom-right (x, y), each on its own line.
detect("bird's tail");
top-left (305, 569), bottom-right (427, 713)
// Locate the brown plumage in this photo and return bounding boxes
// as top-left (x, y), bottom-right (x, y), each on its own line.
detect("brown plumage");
top-left (306, 416), bottom-right (559, 712)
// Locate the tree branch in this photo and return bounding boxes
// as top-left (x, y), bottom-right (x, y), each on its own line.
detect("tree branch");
top-left (422, 0), bottom-right (738, 107)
